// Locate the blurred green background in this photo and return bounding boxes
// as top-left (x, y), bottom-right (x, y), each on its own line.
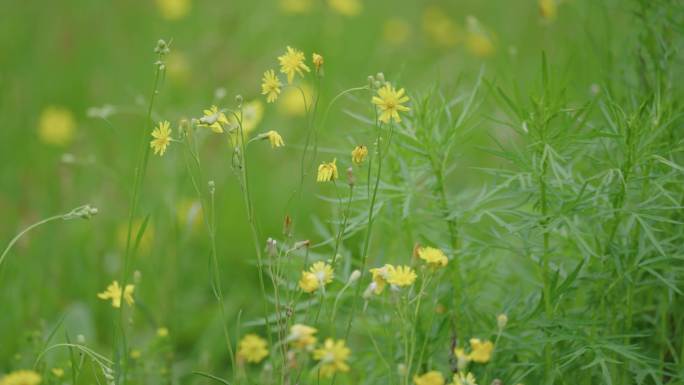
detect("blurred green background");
top-left (0, 0), bottom-right (636, 372)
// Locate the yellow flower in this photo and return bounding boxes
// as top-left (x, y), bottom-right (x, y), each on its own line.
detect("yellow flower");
top-left (451, 372), bottom-right (477, 385)
top-left (351, 145), bottom-right (368, 165)
top-left (237, 334), bottom-right (269, 364)
top-left (454, 348), bottom-right (470, 370)
top-left (231, 100), bottom-right (264, 137)
top-left (199, 105), bottom-right (228, 133)
top-left (328, 0), bottom-right (362, 16)
top-left (312, 53), bottom-right (324, 72)
top-left (157, 327), bottom-right (169, 337)
top-left (0, 370), bottom-right (42, 385)
top-left (387, 265), bottom-right (417, 287)
top-left (279, 0), bottom-right (313, 14)
top-left (539, 0), bottom-right (557, 21)
top-left (383, 18), bottom-right (412, 46)
top-left (150, 120), bottom-right (172, 156)
top-left (288, 324), bottom-right (318, 350)
top-left (313, 338), bottom-right (351, 377)
top-left (38, 106), bottom-right (75, 146)
top-left (278, 84), bottom-right (312, 117)
top-left (417, 246), bottom-right (448, 267)
top-left (414, 371), bottom-right (444, 385)
top-left (50, 368), bottom-right (64, 378)
top-left (368, 264), bottom-right (393, 294)
top-left (372, 84), bottom-right (410, 124)
top-left (155, 0), bottom-right (190, 20)
top-left (166, 51), bottom-right (190, 84)
top-left (317, 159), bottom-right (338, 182)
top-left (117, 219), bottom-right (154, 255)
top-left (261, 70), bottom-right (282, 103)
top-left (130, 349), bottom-right (141, 359)
top-left (98, 281), bottom-right (135, 308)
top-left (265, 130), bottom-right (285, 148)
top-left (422, 6), bottom-right (462, 47)
top-left (299, 271), bottom-right (319, 293)
top-left (278, 46), bottom-right (310, 84)
top-left (465, 16), bottom-right (495, 58)
top-left (468, 338), bottom-right (494, 363)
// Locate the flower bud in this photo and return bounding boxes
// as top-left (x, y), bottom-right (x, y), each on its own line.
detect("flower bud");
top-left (348, 270), bottom-right (361, 284)
top-left (497, 313), bottom-right (508, 329)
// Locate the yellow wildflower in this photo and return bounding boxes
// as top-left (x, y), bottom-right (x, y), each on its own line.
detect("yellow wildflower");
top-left (166, 51), bottom-right (190, 84)
top-left (130, 350), bottom-right (141, 359)
top-left (117, 219), bottom-right (154, 255)
top-left (299, 271), bottom-right (319, 293)
top-left (465, 16), bottom-right (494, 58)
top-left (454, 347), bottom-right (470, 370)
top-left (157, 327), bottom-right (169, 337)
top-left (328, 0), bottom-right (362, 16)
top-left (384, 18), bottom-right (411, 46)
top-left (50, 368), bottom-right (64, 378)
top-left (237, 334), bottom-right (269, 364)
top-left (417, 246), bottom-right (448, 267)
top-left (468, 338), bottom-right (494, 363)
top-left (313, 338), bottom-right (351, 377)
top-left (278, 46), bottom-right (310, 84)
top-left (372, 84), bottom-right (410, 124)
top-left (452, 372), bottom-right (477, 385)
top-left (278, 84), bottom-right (312, 117)
top-left (150, 120), bottom-right (172, 156)
top-left (279, 0), bottom-right (313, 14)
top-left (155, 0), bottom-right (190, 20)
top-left (312, 53), bottom-right (324, 72)
top-left (368, 264), bottom-right (392, 294)
top-left (265, 130), bottom-right (285, 148)
top-left (288, 324), bottom-right (318, 350)
top-left (38, 106), bottom-right (75, 146)
top-left (98, 281), bottom-right (135, 308)
top-left (261, 70), bottom-right (282, 103)
top-left (351, 145), bottom-right (368, 165)
top-left (231, 100), bottom-right (264, 137)
top-left (422, 6), bottom-right (461, 47)
top-left (0, 370), bottom-right (42, 385)
top-left (387, 265), bottom-right (417, 287)
top-left (317, 159), bottom-right (338, 182)
top-left (199, 105), bottom-right (228, 133)
top-left (414, 371), bottom-right (445, 385)
top-left (539, 0), bottom-right (557, 21)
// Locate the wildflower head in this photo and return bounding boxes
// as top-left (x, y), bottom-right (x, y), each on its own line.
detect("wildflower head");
top-left (328, 0), bottom-right (362, 16)
top-left (312, 53), bottom-right (324, 73)
top-left (261, 70), bottom-right (282, 103)
top-left (417, 246), bottom-right (448, 268)
top-left (351, 145), bottom-right (368, 165)
top-left (0, 370), bottom-right (42, 385)
top-left (452, 372), bottom-right (477, 385)
top-left (317, 159), bottom-right (339, 182)
top-left (539, 0), bottom-right (557, 22)
top-left (287, 324), bottom-right (318, 350)
top-left (237, 334), bottom-right (269, 364)
top-left (97, 280), bottom-right (134, 308)
top-left (150, 120), bottom-right (172, 156)
top-left (310, 261), bottom-right (334, 286)
top-left (465, 16), bottom-right (494, 58)
top-left (198, 105), bottom-right (228, 133)
top-left (372, 83), bottom-right (410, 124)
top-left (38, 106), bottom-right (76, 146)
top-left (278, 46), bottom-right (310, 84)
top-left (299, 271), bottom-right (319, 293)
top-left (264, 130), bottom-right (285, 148)
top-left (387, 265), bottom-right (417, 287)
top-left (413, 371), bottom-right (445, 385)
top-left (50, 368), bottom-right (64, 378)
top-left (157, 327), bottom-right (169, 338)
top-left (313, 338), bottom-right (351, 377)
top-left (368, 264), bottom-right (393, 294)
top-left (468, 338), bottom-right (494, 363)
top-left (155, 0), bottom-right (190, 20)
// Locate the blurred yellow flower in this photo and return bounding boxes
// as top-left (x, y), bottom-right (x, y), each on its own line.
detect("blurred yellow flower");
top-left (328, 0), bottom-right (362, 16)
top-left (150, 120), bottom-right (172, 156)
top-left (166, 51), bottom-right (191, 84)
top-left (155, 0), bottom-right (190, 20)
top-left (497, 313), bottom-right (508, 329)
top-left (452, 372), bottom-right (477, 385)
top-left (231, 100), bottom-right (264, 136)
top-left (454, 347), bottom-right (470, 370)
top-left (278, 46), bottom-right (310, 84)
top-left (317, 159), bottom-right (338, 182)
top-left (372, 84), bottom-right (410, 124)
top-left (0, 370), bottom-right (42, 385)
top-left (422, 6), bottom-right (461, 47)
top-left (299, 271), bottom-right (319, 293)
top-left (468, 338), bottom-right (494, 363)
top-left (261, 69), bottom-right (282, 103)
top-left (199, 105), bottom-right (228, 133)
top-left (237, 334), bottom-right (269, 363)
top-left (351, 145), bottom-right (368, 165)
top-left (117, 219), bottom-right (154, 255)
top-left (279, 0), bottom-right (313, 14)
top-left (465, 16), bottom-right (495, 58)
top-left (539, 0), bottom-right (557, 21)
top-left (387, 265), bottom-right (417, 287)
top-left (50, 368), bottom-right (63, 378)
top-left (414, 371), bottom-right (444, 385)
top-left (265, 130), bottom-right (285, 148)
top-left (176, 199), bottom-right (203, 232)
top-left (417, 246), bottom-right (448, 267)
top-left (369, 264), bottom-right (392, 294)
top-left (288, 324), bottom-right (318, 350)
top-left (383, 18), bottom-right (412, 46)
top-left (130, 349), bottom-right (141, 359)
top-left (38, 106), bottom-right (75, 146)
top-left (157, 327), bottom-right (169, 337)
top-left (278, 84), bottom-right (312, 117)
top-left (97, 280), bottom-right (135, 308)
top-left (313, 338), bottom-right (351, 377)
top-left (312, 53), bottom-right (324, 72)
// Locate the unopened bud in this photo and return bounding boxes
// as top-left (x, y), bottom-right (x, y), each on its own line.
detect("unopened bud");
top-left (348, 270), bottom-right (361, 283)
top-left (293, 240), bottom-right (310, 250)
top-left (266, 237), bottom-right (278, 257)
top-left (208, 180), bottom-right (216, 194)
top-left (497, 313), bottom-right (508, 329)
top-left (346, 167), bottom-right (355, 186)
top-left (235, 94), bottom-right (243, 106)
top-left (283, 215), bottom-right (293, 237)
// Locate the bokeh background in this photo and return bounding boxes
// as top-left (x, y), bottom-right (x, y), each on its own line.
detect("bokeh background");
top-left (0, 0), bottom-right (640, 373)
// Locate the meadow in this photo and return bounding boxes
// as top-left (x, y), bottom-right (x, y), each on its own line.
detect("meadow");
top-left (1, 0), bottom-right (683, 384)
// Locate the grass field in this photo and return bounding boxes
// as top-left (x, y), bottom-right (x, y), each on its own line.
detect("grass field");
top-left (1, 0), bottom-right (683, 384)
